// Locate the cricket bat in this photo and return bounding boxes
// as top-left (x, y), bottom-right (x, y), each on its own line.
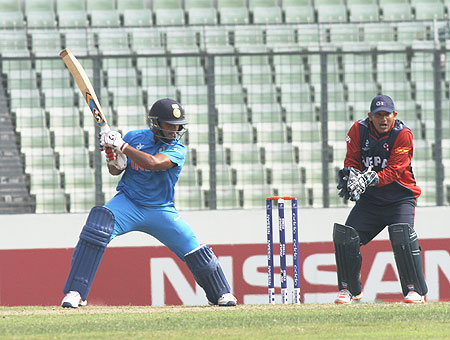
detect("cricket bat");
top-left (60, 48), bottom-right (110, 132)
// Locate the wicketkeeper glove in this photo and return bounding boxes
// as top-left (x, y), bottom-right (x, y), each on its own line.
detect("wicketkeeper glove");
top-left (104, 147), bottom-right (127, 171)
top-left (347, 167), bottom-right (379, 201)
top-left (337, 167), bottom-right (351, 200)
top-left (99, 130), bottom-right (128, 152)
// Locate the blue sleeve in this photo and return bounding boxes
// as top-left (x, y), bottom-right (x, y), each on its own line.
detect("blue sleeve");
top-left (162, 143), bottom-right (186, 167)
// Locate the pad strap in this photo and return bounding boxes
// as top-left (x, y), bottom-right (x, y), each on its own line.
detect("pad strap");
top-left (184, 245), bottom-right (231, 305)
top-left (333, 223), bottom-right (362, 296)
top-left (63, 206), bottom-right (115, 300)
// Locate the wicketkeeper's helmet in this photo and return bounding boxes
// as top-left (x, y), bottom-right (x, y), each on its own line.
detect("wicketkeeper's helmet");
top-left (148, 98), bottom-right (187, 144)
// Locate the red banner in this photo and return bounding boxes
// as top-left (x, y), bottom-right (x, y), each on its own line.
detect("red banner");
top-left (0, 239), bottom-right (449, 306)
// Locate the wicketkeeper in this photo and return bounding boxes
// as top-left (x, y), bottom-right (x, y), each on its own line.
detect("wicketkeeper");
top-left (333, 94), bottom-right (428, 304)
top-left (61, 98), bottom-right (237, 308)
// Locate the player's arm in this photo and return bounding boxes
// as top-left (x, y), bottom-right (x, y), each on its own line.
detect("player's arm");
top-left (343, 122), bottom-right (362, 170)
top-left (100, 130), bottom-right (175, 171)
top-left (375, 129), bottom-right (414, 187)
top-left (123, 146), bottom-right (175, 171)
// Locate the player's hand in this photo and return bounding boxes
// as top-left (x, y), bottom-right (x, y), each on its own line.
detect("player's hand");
top-left (337, 167), bottom-right (351, 200)
top-left (347, 167), bottom-right (379, 201)
top-left (104, 147), bottom-right (127, 170)
top-left (99, 130), bottom-right (128, 152)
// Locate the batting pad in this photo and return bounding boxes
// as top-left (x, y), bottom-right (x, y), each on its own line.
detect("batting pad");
top-left (388, 223), bottom-right (428, 296)
top-left (333, 223), bottom-right (362, 296)
top-left (63, 206), bottom-right (115, 301)
top-left (184, 245), bottom-right (231, 305)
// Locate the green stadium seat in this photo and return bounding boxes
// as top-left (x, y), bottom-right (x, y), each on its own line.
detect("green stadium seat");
top-left (178, 85), bottom-right (208, 105)
top-left (0, 0), bottom-right (20, 11)
top-left (241, 184), bottom-right (274, 209)
top-left (263, 143), bottom-right (299, 165)
top-left (63, 31), bottom-right (95, 56)
top-left (165, 27), bottom-right (199, 48)
top-left (153, 0), bottom-right (182, 9)
top-left (58, 11), bottom-right (88, 27)
top-left (117, 0), bottom-right (146, 13)
top-left (57, 0), bottom-right (85, 10)
top-left (284, 5), bottom-right (315, 24)
top-left (131, 30), bottom-right (163, 51)
top-left (414, 2), bottom-right (444, 20)
top-left (0, 11), bottom-right (24, 28)
top-left (19, 127), bottom-right (51, 149)
top-left (29, 169), bottom-right (62, 194)
top-left (24, 0), bottom-right (54, 13)
top-left (297, 25), bottom-right (321, 46)
top-left (329, 24), bottom-right (361, 43)
top-left (87, 0), bottom-right (115, 12)
top-left (174, 65), bottom-right (205, 86)
top-left (396, 22), bottom-right (427, 43)
top-left (315, 0), bottom-right (345, 4)
top-left (9, 88), bottom-right (42, 109)
top-left (255, 122), bottom-right (287, 143)
top-left (217, 0), bottom-right (246, 7)
top-left (221, 122), bottom-right (255, 144)
top-left (270, 164), bottom-right (302, 185)
top-left (250, 103), bottom-right (283, 123)
top-left (22, 148), bottom-right (56, 176)
top-left (5, 69), bottom-right (38, 89)
top-left (154, 8), bottom-right (185, 25)
top-left (185, 0), bottom-right (214, 8)
top-left (217, 103), bottom-right (249, 124)
top-left (14, 108), bottom-right (46, 131)
top-left (363, 23), bottom-right (395, 42)
top-left (141, 67), bottom-right (172, 87)
top-left (381, 3), bottom-right (412, 21)
top-left (47, 107), bottom-right (80, 129)
top-left (215, 186), bottom-right (240, 209)
top-left (248, 0), bottom-right (278, 7)
top-left (348, 4), bottom-right (380, 22)
top-left (202, 27), bottom-right (231, 48)
top-left (234, 164), bottom-right (267, 186)
top-left (317, 4), bottom-right (348, 23)
top-left (26, 11), bottom-right (57, 28)
top-left (252, 6), bottom-right (283, 24)
top-left (174, 187), bottom-right (204, 210)
top-left (97, 31), bottom-right (131, 54)
top-left (116, 106), bottom-right (147, 129)
top-left (106, 68), bottom-right (138, 87)
top-left (219, 7), bottom-right (249, 24)
top-left (123, 9), bottom-right (153, 26)
top-left (241, 64), bottom-right (272, 85)
top-left (31, 31), bottom-right (61, 56)
top-left (90, 10), bottom-right (121, 27)
top-left (43, 88), bottom-right (77, 108)
top-left (266, 25), bottom-right (297, 48)
top-left (346, 0), bottom-right (377, 4)
top-left (35, 189), bottom-right (68, 213)
top-left (279, 83), bottom-right (311, 104)
top-left (188, 8), bottom-right (218, 24)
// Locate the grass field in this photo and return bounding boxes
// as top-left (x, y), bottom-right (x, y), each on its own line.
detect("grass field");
top-left (1, 302), bottom-right (449, 339)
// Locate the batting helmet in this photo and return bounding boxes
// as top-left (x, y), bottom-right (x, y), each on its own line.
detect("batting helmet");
top-left (148, 98), bottom-right (187, 144)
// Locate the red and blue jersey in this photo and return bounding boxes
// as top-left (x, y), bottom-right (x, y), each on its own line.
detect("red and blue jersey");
top-left (344, 117), bottom-right (421, 204)
top-left (116, 129), bottom-right (186, 206)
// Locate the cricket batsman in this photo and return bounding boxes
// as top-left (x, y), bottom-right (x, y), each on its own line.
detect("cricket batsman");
top-left (333, 94), bottom-right (428, 304)
top-left (61, 98), bottom-right (237, 307)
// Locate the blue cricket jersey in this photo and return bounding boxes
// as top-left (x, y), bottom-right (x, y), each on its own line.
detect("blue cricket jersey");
top-left (115, 129), bottom-right (186, 206)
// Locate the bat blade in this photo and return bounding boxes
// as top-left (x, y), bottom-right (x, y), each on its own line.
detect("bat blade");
top-left (60, 48), bottom-right (110, 132)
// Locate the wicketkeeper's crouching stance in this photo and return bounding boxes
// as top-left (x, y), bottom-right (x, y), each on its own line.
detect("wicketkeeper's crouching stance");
top-left (333, 94), bottom-right (428, 304)
top-left (61, 99), bottom-right (236, 308)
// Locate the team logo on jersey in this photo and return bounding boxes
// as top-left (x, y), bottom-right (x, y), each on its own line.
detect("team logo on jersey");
top-left (172, 104), bottom-right (181, 118)
top-left (136, 143), bottom-right (144, 150)
top-left (346, 135), bottom-right (351, 143)
top-left (394, 147), bottom-right (411, 154)
top-left (383, 143), bottom-right (389, 152)
top-left (362, 139), bottom-right (370, 151)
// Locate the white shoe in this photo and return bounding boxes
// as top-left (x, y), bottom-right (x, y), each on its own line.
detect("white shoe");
top-left (208, 293), bottom-right (237, 306)
top-left (404, 291), bottom-right (425, 304)
top-left (61, 291), bottom-right (87, 308)
top-left (334, 289), bottom-right (363, 304)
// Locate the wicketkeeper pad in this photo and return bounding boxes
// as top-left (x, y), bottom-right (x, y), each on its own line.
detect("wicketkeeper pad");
top-left (333, 223), bottom-right (362, 296)
top-left (184, 245), bottom-right (231, 305)
top-left (63, 206), bottom-right (115, 301)
top-left (388, 223), bottom-right (428, 296)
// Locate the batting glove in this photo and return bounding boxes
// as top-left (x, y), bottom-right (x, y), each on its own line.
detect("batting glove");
top-left (99, 130), bottom-right (128, 152)
top-left (104, 147), bottom-right (127, 171)
top-left (347, 167), bottom-right (379, 201)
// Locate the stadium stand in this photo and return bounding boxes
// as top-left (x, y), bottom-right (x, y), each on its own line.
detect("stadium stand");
top-left (0, 0), bottom-right (449, 213)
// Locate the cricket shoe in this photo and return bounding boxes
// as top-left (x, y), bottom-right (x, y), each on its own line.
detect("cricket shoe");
top-left (208, 293), bottom-right (237, 307)
top-left (334, 289), bottom-right (363, 304)
top-left (61, 291), bottom-right (87, 308)
top-left (403, 291), bottom-right (425, 304)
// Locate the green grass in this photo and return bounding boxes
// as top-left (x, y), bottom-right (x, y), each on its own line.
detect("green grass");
top-left (1, 303), bottom-right (450, 339)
